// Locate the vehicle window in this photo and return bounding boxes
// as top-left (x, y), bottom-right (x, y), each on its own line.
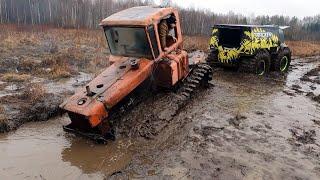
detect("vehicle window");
top-left (279, 29), bottom-right (285, 42)
top-left (147, 25), bottom-right (160, 58)
top-left (104, 26), bottom-right (153, 59)
top-left (218, 28), bottom-right (243, 48)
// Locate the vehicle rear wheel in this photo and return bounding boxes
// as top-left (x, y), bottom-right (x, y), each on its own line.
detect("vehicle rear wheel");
top-left (239, 50), bottom-right (271, 75)
top-left (257, 59), bottom-right (266, 75)
top-left (275, 48), bottom-right (291, 73)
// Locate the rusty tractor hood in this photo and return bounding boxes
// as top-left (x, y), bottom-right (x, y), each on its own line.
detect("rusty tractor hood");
top-left (60, 56), bottom-right (154, 128)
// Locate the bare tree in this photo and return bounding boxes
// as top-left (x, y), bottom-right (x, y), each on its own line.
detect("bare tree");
top-left (0, 0), bottom-right (319, 40)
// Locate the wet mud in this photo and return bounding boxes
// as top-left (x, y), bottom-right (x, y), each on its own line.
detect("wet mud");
top-left (0, 73), bottom-right (92, 133)
top-left (108, 57), bottom-right (319, 179)
top-left (0, 92), bottom-right (62, 133)
top-left (0, 56), bottom-right (320, 179)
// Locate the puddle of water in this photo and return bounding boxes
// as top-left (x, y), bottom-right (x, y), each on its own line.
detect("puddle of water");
top-left (286, 59), bottom-right (320, 95)
top-left (0, 116), bottom-right (134, 179)
top-left (0, 73), bottom-right (93, 98)
top-left (45, 72), bottom-right (93, 94)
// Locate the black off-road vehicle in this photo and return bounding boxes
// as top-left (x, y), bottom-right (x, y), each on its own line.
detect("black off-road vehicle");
top-left (206, 24), bottom-right (292, 75)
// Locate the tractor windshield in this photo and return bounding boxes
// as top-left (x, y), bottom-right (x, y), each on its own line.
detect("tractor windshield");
top-left (104, 26), bottom-right (153, 59)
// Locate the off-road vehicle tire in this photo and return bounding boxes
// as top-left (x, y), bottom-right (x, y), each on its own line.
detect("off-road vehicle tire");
top-left (274, 48), bottom-right (291, 73)
top-left (206, 50), bottom-right (219, 68)
top-left (239, 50), bottom-right (271, 75)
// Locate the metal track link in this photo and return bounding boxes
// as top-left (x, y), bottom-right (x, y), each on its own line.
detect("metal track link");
top-left (175, 63), bottom-right (213, 107)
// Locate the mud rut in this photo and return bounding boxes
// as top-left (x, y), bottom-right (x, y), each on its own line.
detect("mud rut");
top-left (0, 57), bottom-right (319, 179)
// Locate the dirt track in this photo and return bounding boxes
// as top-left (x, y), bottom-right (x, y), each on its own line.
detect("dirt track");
top-left (0, 56), bottom-right (319, 179)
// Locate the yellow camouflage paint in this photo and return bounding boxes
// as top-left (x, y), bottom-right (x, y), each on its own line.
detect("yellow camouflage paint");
top-left (218, 47), bottom-right (240, 63)
top-left (210, 28), bottom-right (219, 47)
top-left (209, 27), bottom-right (279, 63)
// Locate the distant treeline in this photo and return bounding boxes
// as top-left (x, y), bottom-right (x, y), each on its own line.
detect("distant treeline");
top-left (0, 0), bottom-right (319, 41)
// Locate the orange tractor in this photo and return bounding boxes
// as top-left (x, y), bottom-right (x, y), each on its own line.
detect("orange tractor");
top-left (60, 6), bottom-right (212, 143)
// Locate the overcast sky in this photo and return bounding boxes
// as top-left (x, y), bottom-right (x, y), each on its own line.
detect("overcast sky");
top-left (154, 0), bottom-right (320, 18)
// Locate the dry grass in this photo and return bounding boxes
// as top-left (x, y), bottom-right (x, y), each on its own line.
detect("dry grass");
top-left (286, 41), bottom-right (320, 57)
top-left (184, 36), bottom-right (210, 52)
top-left (0, 24), bottom-right (106, 48)
top-left (40, 53), bottom-right (76, 79)
top-left (1, 73), bottom-right (31, 82)
top-left (0, 24), bottom-right (109, 80)
top-left (0, 28), bottom-right (41, 52)
top-left (0, 106), bottom-right (6, 123)
top-left (19, 83), bottom-right (47, 104)
top-left (0, 117), bottom-right (5, 124)
top-left (50, 65), bottom-right (72, 79)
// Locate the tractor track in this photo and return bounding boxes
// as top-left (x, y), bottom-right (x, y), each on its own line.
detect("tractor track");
top-left (114, 63), bottom-right (213, 139)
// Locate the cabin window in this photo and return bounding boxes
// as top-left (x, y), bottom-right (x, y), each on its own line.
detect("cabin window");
top-left (104, 26), bottom-right (153, 59)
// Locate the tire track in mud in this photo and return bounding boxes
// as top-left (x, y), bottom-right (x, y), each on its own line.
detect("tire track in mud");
top-left (111, 57), bottom-right (320, 179)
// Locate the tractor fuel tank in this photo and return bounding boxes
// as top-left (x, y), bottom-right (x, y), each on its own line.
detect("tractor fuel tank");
top-left (154, 50), bottom-right (189, 88)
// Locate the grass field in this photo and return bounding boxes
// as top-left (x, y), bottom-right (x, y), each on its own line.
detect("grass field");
top-left (0, 24), bottom-right (108, 81)
top-left (286, 41), bottom-right (320, 57)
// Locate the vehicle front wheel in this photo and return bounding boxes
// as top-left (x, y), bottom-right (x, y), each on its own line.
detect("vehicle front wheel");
top-left (275, 48), bottom-right (291, 73)
top-left (254, 51), bottom-right (271, 75)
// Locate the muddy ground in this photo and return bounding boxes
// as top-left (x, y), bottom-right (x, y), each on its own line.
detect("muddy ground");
top-left (0, 55), bottom-right (319, 179)
top-left (111, 56), bottom-right (320, 179)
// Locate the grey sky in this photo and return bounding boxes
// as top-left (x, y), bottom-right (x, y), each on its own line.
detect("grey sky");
top-left (155, 0), bottom-right (320, 18)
